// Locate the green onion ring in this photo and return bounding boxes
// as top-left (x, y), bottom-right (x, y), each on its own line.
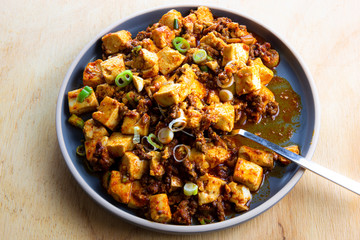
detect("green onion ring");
top-left (172, 37), bottom-right (190, 53)
top-left (115, 70), bottom-right (133, 88)
top-left (147, 133), bottom-right (164, 150)
top-left (68, 114), bottom-right (85, 129)
top-left (76, 145), bottom-right (86, 157)
top-left (132, 45), bottom-right (142, 54)
top-left (193, 49), bottom-right (207, 63)
top-left (183, 182), bottom-right (198, 196)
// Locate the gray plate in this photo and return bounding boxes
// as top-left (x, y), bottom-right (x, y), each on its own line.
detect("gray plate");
top-left (56, 4), bottom-right (320, 234)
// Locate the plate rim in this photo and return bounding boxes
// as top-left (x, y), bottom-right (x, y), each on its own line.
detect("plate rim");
top-left (56, 4), bottom-right (321, 234)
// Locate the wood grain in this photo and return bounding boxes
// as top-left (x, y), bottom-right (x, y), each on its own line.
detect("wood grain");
top-left (1, 0), bottom-right (359, 239)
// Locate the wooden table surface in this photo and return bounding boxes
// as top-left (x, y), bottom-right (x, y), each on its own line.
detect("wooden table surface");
top-left (1, 0), bottom-right (359, 239)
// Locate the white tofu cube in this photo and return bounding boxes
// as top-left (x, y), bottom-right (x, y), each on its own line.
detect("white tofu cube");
top-left (278, 145), bottom-right (300, 165)
top-left (68, 87), bottom-right (99, 115)
top-left (239, 145), bottom-right (274, 169)
top-left (199, 32), bottom-right (227, 50)
top-left (222, 43), bottom-right (249, 66)
top-left (121, 152), bottom-right (149, 180)
top-left (194, 6), bottom-right (214, 25)
top-left (128, 181), bottom-right (148, 209)
top-left (153, 83), bottom-right (188, 107)
top-left (249, 58), bottom-right (274, 85)
top-left (106, 132), bottom-right (135, 158)
top-left (83, 118), bottom-right (109, 140)
top-left (159, 9), bottom-right (183, 31)
top-left (102, 30), bottom-right (132, 55)
top-left (234, 66), bottom-right (261, 95)
top-left (121, 111), bottom-right (150, 136)
top-left (107, 171), bottom-right (132, 204)
top-left (206, 103), bottom-right (235, 132)
top-left (92, 96), bottom-right (125, 131)
top-left (228, 182), bottom-right (252, 211)
top-left (83, 59), bottom-right (105, 88)
top-left (157, 46), bottom-right (185, 75)
top-left (149, 151), bottom-right (165, 177)
top-left (100, 55), bottom-right (125, 85)
top-left (189, 148), bottom-right (209, 172)
top-left (84, 136), bottom-right (114, 171)
top-left (233, 158), bottom-right (263, 192)
top-left (151, 25), bottom-right (175, 49)
top-left (205, 145), bottom-right (230, 169)
top-left (149, 194), bottom-right (172, 223)
top-left (197, 174), bottom-right (225, 205)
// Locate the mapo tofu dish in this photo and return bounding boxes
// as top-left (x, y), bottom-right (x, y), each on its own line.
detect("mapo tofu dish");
top-left (67, 6), bottom-right (300, 225)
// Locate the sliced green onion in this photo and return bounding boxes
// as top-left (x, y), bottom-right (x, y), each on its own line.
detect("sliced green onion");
top-left (76, 145), bottom-right (86, 156)
top-left (122, 174), bottom-right (129, 183)
top-left (68, 114), bottom-right (85, 129)
top-left (132, 45), bottom-right (142, 54)
top-left (172, 37), bottom-right (190, 53)
top-left (77, 86), bottom-right (93, 103)
top-left (173, 18), bottom-right (179, 30)
top-left (183, 182), bottom-right (198, 196)
top-left (115, 70), bottom-right (133, 88)
top-left (102, 171), bottom-right (111, 189)
top-left (199, 219), bottom-right (206, 225)
top-left (169, 117), bottom-right (187, 132)
top-left (193, 49), bottom-right (207, 64)
top-left (133, 126), bottom-right (140, 144)
top-left (157, 127), bottom-right (174, 144)
top-left (173, 144), bottom-right (190, 162)
top-left (147, 133), bottom-right (163, 150)
top-left (219, 89), bottom-right (234, 102)
top-left (216, 76), bottom-right (234, 88)
top-left (200, 65), bottom-right (209, 72)
top-left (206, 55), bottom-right (213, 61)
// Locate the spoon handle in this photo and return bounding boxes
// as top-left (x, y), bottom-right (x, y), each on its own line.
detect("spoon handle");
top-left (237, 129), bottom-right (360, 195)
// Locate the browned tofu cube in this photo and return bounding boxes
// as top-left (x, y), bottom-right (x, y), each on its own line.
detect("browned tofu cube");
top-left (142, 64), bottom-right (159, 78)
top-left (189, 148), bottom-right (209, 172)
top-left (106, 132), bottom-right (135, 158)
top-left (121, 111), bottom-right (150, 136)
top-left (157, 46), bottom-right (185, 75)
top-left (153, 83), bottom-right (188, 107)
top-left (121, 152), bottom-right (149, 180)
top-left (128, 181), bottom-right (148, 209)
top-left (228, 182), bottom-right (252, 211)
top-left (177, 64), bottom-right (197, 87)
top-left (222, 43), bottom-right (249, 66)
top-left (83, 59), bottom-right (105, 88)
top-left (140, 38), bottom-right (159, 53)
top-left (68, 87), bottom-right (99, 115)
top-left (199, 32), bottom-right (227, 50)
top-left (170, 176), bottom-right (182, 192)
top-left (234, 66), bottom-right (261, 95)
top-left (190, 78), bottom-right (207, 99)
top-left (100, 55), bottom-right (125, 85)
top-left (149, 194), bottom-right (172, 223)
top-left (159, 9), bottom-right (183, 31)
top-left (107, 171), bottom-right (132, 204)
top-left (151, 25), bottom-right (175, 49)
top-left (83, 118), bottom-right (109, 140)
top-left (92, 96), bottom-right (125, 131)
top-left (95, 83), bottom-right (115, 101)
top-left (239, 146), bottom-right (274, 169)
top-left (249, 58), bottom-right (274, 85)
top-left (205, 60), bottom-right (219, 72)
top-left (133, 48), bottom-right (159, 70)
top-left (278, 145), bottom-right (300, 165)
top-left (84, 136), bottom-right (114, 171)
top-left (102, 30), bottom-right (132, 55)
top-left (207, 103), bottom-right (235, 132)
top-left (186, 108), bottom-right (202, 129)
top-left (149, 151), bottom-right (165, 177)
top-left (182, 13), bottom-right (197, 33)
top-left (194, 6), bottom-right (214, 25)
top-left (233, 158), bottom-right (263, 192)
top-left (205, 145), bottom-right (230, 169)
top-left (197, 174), bottom-right (225, 205)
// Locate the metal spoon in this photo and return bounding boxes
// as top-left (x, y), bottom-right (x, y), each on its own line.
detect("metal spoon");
top-left (232, 129), bottom-right (360, 195)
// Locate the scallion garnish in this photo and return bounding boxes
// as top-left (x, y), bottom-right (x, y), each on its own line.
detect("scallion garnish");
top-left (115, 70), bottom-right (133, 88)
top-left (68, 114), bottom-right (85, 129)
top-left (183, 182), bottom-right (198, 196)
top-left (76, 145), bottom-right (86, 156)
top-left (172, 37), bottom-right (190, 53)
top-left (193, 49), bottom-right (207, 63)
top-left (200, 65), bottom-right (209, 72)
top-left (132, 45), bottom-right (142, 54)
top-left (77, 86), bottom-right (93, 103)
top-left (147, 133), bottom-right (163, 150)
top-left (173, 18), bottom-right (179, 30)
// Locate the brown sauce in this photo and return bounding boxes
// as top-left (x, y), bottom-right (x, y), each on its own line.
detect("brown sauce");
top-left (231, 76), bottom-right (302, 149)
